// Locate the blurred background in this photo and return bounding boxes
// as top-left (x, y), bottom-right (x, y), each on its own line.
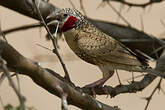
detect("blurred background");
top-left (0, 0), bottom-right (165, 110)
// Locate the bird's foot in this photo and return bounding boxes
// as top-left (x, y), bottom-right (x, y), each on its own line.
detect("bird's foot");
top-left (83, 78), bottom-right (109, 97)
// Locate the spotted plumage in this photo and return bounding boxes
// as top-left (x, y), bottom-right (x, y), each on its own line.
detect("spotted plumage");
top-left (47, 8), bottom-right (149, 89)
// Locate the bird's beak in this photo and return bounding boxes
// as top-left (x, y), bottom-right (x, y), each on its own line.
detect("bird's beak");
top-left (46, 13), bottom-right (57, 25)
top-left (47, 20), bottom-right (59, 26)
top-left (46, 12), bottom-right (58, 20)
top-left (46, 12), bottom-right (62, 26)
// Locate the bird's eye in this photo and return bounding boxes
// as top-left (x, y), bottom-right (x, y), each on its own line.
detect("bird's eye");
top-left (63, 14), bottom-right (68, 17)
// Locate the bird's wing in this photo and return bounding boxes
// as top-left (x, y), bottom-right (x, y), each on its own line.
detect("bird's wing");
top-left (77, 29), bottom-right (148, 67)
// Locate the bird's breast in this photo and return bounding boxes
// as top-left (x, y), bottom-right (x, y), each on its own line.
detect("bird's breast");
top-left (63, 29), bottom-right (80, 51)
top-left (63, 29), bottom-right (102, 65)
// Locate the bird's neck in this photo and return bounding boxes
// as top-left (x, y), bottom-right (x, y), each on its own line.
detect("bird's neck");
top-left (63, 28), bottom-right (80, 51)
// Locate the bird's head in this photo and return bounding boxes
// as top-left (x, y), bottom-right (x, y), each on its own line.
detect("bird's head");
top-left (47, 8), bottom-right (84, 32)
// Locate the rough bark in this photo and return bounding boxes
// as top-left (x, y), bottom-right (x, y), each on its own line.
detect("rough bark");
top-left (0, 37), bottom-right (119, 110)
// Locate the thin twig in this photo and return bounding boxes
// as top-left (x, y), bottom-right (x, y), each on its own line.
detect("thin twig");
top-left (160, 87), bottom-right (165, 96)
top-left (103, 0), bottom-right (165, 8)
top-left (68, 0), bottom-right (76, 9)
top-left (15, 72), bottom-right (21, 92)
top-left (0, 16), bottom-right (25, 110)
top-left (0, 95), bottom-right (4, 108)
top-left (135, 49), bottom-right (155, 61)
top-left (2, 23), bottom-right (42, 35)
top-left (144, 78), bottom-right (162, 110)
top-left (79, 0), bottom-right (87, 16)
top-left (151, 41), bottom-right (159, 60)
top-left (131, 72), bottom-right (134, 82)
top-left (32, 0), bottom-right (72, 83)
top-left (106, 1), bottom-right (132, 27)
top-left (115, 70), bottom-right (122, 85)
top-left (0, 73), bottom-right (6, 86)
top-left (0, 22), bottom-right (7, 42)
top-left (140, 15), bottom-right (144, 32)
top-left (96, 1), bottom-right (107, 9)
top-left (116, 4), bottom-right (124, 22)
top-left (0, 57), bottom-right (25, 110)
top-left (150, 46), bottom-right (164, 56)
top-left (160, 20), bottom-right (165, 28)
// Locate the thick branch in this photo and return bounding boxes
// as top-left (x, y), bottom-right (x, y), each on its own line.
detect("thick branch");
top-left (83, 74), bottom-right (156, 97)
top-left (0, 0), bottom-right (58, 20)
top-left (0, 38), bottom-right (118, 110)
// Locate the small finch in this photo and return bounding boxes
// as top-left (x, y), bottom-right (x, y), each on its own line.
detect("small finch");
top-left (47, 8), bottom-right (149, 90)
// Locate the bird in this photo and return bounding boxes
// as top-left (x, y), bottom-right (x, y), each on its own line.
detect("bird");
top-left (46, 8), bottom-right (149, 91)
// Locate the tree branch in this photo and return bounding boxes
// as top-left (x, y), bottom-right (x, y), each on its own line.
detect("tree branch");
top-left (103, 0), bottom-right (165, 8)
top-left (0, 57), bottom-right (25, 110)
top-left (82, 74), bottom-right (156, 97)
top-left (0, 0), bottom-right (58, 20)
top-left (0, 37), bottom-right (119, 110)
top-left (144, 78), bottom-right (162, 110)
top-left (3, 23), bottom-right (42, 35)
top-left (32, 0), bottom-right (72, 83)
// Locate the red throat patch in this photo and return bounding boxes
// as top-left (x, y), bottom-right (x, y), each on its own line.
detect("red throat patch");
top-left (61, 16), bottom-right (78, 32)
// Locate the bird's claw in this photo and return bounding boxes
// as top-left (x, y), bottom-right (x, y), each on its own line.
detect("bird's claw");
top-left (84, 84), bottom-right (109, 98)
